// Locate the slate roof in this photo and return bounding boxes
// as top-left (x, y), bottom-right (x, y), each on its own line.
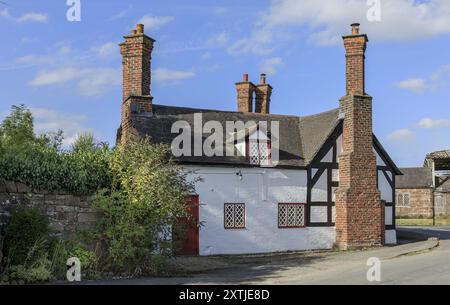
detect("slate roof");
top-left (426, 150), bottom-right (450, 160)
top-left (129, 104), bottom-right (341, 168)
top-left (396, 167), bottom-right (433, 189)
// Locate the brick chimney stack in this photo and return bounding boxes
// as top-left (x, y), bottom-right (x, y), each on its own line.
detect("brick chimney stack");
top-left (255, 74), bottom-right (272, 114)
top-left (335, 24), bottom-right (384, 250)
top-left (120, 23), bottom-right (155, 100)
top-left (118, 24), bottom-right (155, 143)
top-left (236, 74), bottom-right (255, 112)
top-left (343, 23), bottom-right (368, 96)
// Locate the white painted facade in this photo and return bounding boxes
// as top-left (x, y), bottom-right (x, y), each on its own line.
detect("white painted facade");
top-left (182, 132), bottom-right (396, 256)
top-left (185, 166), bottom-right (335, 255)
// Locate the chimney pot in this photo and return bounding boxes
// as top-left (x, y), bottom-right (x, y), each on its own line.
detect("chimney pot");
top-left (136, 24), bottom-right (144, 34)
top-left (243, 73), bottom-right (249, 82)
top-left (259, 74), bottom-right (266, 85)
top-left (351, 23), bottom-right (360, 35)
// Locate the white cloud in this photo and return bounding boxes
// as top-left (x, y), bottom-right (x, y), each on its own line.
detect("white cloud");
top-left (17, 12), bottom-right (48, 23)
top-left (138, 15), bottom-right (174, 30)
top-left (91, 42), bottom-right (118, 58)
top-left (387, 128), bottom-right (415, 142)
top-left (153, 68), bottom-right (195, 84)
top-left (29, 67), bottom-right (121, 96)
top-left (396, 63), bottom-right (450, 93)
top-left (31, 108), bottom-right (92, 146)
top-left (107, 7), bottom-right (130, 21)
top-left (231, 0), bottom-right (450, 53)
top-left (0, 9), bottom-right (48, 23)
top-left (227, 29), bottom-right (275, 55)
top-left (395, 78), bottom-right (428, 93)
top-left (16, 54), bottom-right (54, 65)
top-left (260, 57), bottom-right (283, 75)
top-left (207, 32), bottom-right (229, 47)
top-left (418, 118), bottom-right (450, 129)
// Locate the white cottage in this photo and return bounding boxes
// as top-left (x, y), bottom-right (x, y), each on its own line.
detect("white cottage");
top-left (117, 23), bottom-right (401, 256)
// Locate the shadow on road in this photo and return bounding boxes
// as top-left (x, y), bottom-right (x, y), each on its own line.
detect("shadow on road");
top-left (397, 226), bottom-right (450, 242)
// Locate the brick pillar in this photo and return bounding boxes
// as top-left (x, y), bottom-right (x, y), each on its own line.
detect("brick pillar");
top-left (335, 24), bottom-right (383, 250)
top-left (236, 74), bottom-right (255, 112)
top-left (255, 74), bottom-right (272, 114)
top-left (119, 24), bottom-right (154, 144)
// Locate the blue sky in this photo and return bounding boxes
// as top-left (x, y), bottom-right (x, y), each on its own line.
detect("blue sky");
top-left (1, 0), bottom-right (450, 167)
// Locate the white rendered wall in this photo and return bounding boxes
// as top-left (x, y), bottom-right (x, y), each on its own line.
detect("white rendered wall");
top-left (184, 166), bottom-right (336, 255)
top-left (385, 229), bottom-right (397, 245)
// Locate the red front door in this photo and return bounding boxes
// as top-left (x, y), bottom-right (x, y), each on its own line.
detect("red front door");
top-left (175, 195), bottom-right (199, 256)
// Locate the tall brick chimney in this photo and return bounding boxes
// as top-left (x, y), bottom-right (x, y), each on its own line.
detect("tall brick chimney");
top-left (255, 74), bottom-right (272, 114)
top-left (119, 24), bottom-right (155, 143)
top-left (344, 23), bottom-right (367, 95)
top-left (335, 24), bottom-right (384, 250)
top-left (120, 23), bottom-right (154, 100)
top-left (236, 74), bottom-right (255, 112)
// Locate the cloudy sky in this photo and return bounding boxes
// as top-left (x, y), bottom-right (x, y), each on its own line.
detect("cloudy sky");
top-left (1, 0), bottom-right (450, 167)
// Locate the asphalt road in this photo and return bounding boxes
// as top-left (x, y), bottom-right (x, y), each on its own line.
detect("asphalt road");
top-left (81, 226), bottom-right (450, 285)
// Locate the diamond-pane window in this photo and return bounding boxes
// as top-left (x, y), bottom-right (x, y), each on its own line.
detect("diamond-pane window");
top-left (278, 203), bottom-right (305, 228)
top-left (247, 140), bottom-right (271, 166)
top-left (224, 203), bottom-right (246, 229)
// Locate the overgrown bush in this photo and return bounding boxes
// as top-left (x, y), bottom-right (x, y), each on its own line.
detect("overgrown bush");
top-left (0, 105), bottom-right (196, 281)
top-left (0, 105), bottom-right (111, 195)
top-left (0, 208), bottom-right (99, 283)
top-left (89, 139), bottom-right (194, 276)
top-left (3, 208), bottom-right (50, 266)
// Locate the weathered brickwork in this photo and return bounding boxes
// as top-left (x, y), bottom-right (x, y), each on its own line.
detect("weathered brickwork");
top-left (343, 24), bottom-right (367, 96)
top-left (0, 181), bottom-right (97, 239)
top-left (119, 24), bottom-right (154, 144)
top-left (396, 187), bottom-right (450, 218)
top-left (119, 24), bottom-right (154, 100)
top-left (255, 74), bottom-right (272, 115)
top-left (236, 74), bottom-right (255, 113)
top-left (396, 188), bottom-right (433, 218)
top-left (335, 24), bottom-right (384, 249)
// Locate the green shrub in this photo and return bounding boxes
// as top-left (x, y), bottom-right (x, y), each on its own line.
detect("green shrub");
top-left (68, 244), bottom-right (97, 269)
top-left (8, 258), bottom-right (52, 284)
top-left (90, 139), bottom-right (195, 276)
top-left (3, 208), bottom-right (50, 266)
top-left (0, 105), bottom-right (111, 196)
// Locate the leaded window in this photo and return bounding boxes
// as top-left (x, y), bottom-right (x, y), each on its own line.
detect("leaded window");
top-left (224, 203), bottom-right (246, 229)
top-left (278, 203), bottom-right (306, 228)
top-left (248, 140), bottom-right (271, 166)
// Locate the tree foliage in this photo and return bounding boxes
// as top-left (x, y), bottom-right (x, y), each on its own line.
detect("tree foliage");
top-left (0, 105), bottom-right (111, 195)
top-left (91, 139), bottom-right (195, 275)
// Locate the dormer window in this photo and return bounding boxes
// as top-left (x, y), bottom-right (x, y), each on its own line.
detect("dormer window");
top-left (247, 139), bottom-right (271, 166)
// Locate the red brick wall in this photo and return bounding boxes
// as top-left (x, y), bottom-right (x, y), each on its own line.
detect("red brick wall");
top-left (255, 84), bottom-right (272, 114)
top-left (335, 25), bottom-right (383, 249)
top-left (236, 81), bottom-right (255, 112)
top-left (335, 95), bottom-right (383, 249)
top-left (119, 24), bottom-right (154, 144)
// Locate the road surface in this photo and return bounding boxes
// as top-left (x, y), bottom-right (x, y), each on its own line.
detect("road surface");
top-left (80, 226), bottom-right (450, 285)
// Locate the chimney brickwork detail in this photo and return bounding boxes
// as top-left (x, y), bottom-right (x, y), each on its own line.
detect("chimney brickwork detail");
top-left (335, 24), bottom-right (384, 250)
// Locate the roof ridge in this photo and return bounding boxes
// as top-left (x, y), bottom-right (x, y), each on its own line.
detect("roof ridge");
top-left (152, 103), bottom-right (339, 119)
